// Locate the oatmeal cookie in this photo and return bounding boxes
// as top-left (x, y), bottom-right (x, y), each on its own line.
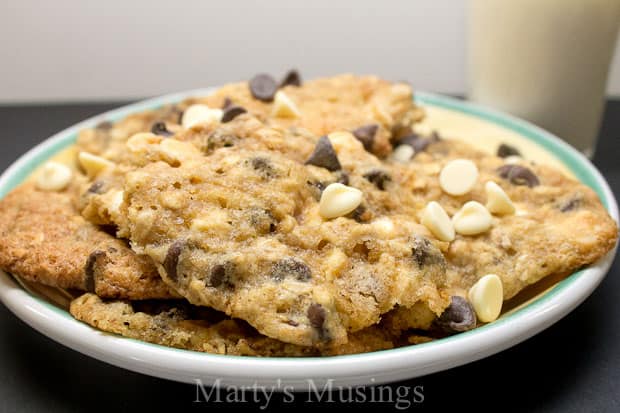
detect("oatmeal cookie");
top-left (199, 73), bottom-right (424, 157)
top-left (69, 293), bottom-right (396, 356)
top-left (0, 183), bottom-right (178, 299)
top-left (110, 133), bottom-right (448, 347)
top-left (390, 138), bottom-right (618, 300)
top-left (76, 74), bottom-right (424, 162)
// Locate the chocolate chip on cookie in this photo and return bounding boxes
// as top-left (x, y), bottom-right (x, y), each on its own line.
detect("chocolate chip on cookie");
top-left (209, 263), bottom-right (235, 289)
top-left (249, 157), bottom-right (278, 179)
top-left (397, 132), bottom-right (439, 154)
top-left (363, 169), bottom-right (391, 190)
top-left (151, 122), bottom-right (173, 137)
top-left (497, 164), bottom-right (540, 187)
top-left (346, 204), bottom-right (370, 223)
top-left (280, 69), bottom-right (302, 88)
top-left (205, 129), bottom-right (238, 151)
top-left (305, 136), bottom-right (342, 171)
top-left (221, 105), bottom-right (247, 123)
top-left (249, 74), bottom-right (278, 102)
top-left (411, 235), bottom-right (446, 268)
top-left (270, 258), bottom-right (312, 282)
top-left (559, 196), bottom-right (582, 212)
top-left (436, 296), bottom-right (476, 333)
top-left (352, 124), bottom-right (379, 152)
top-left (222, 97), bottom-right (233, 109)
top-left (248, 208), bottom-right (277, 233)
top-left (307, 303), bottom-right (328, 339)
top-left (87, 180), bottom-right (105, 194)
top-left (497, 143), bottom-right (521, 158)
top-left (84, 250), bottom-right (106, 292)
top-left (163, 240), bottom-right (185, 282)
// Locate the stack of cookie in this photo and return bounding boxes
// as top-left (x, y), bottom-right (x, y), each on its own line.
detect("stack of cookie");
top-left (0, 73), bottom-right (616, 356)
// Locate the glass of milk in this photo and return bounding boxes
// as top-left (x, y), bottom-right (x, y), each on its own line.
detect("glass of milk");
top-left (468, 0), bottom-right (620, 158)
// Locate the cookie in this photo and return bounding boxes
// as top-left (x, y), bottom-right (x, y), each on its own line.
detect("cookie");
top-left (116, 140), bottom-right (448, 347)
top-left (0, 183), bottom-right (178, 299)
top-left (199, 73), bottom-right (424, 157)
top-left (391, 139), bottom-right (618, 300)
top-left (69, 293), bottom-right (396, 356)
top-left (76, 74), bottom-right (424, 162)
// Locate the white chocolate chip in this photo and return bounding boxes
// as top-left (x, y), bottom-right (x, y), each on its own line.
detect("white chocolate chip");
top-left (126, 132), bottom-right (162, 152)
top-left (392, 144), bottom-right (415, 163)
top-left (452, 201), bottom-right (492, 235)
top-left (272, 90), bottom-right (300, 118)
top-left (108, 190), bottom-right (124, 215)
top-left (421, 201), bottom-right (455, 242)
top-left (181, 104), bottom-right (223, 129)
top-left (468, 274), bottom-right (503, 322)
top-left (78, 152), bottom-right (114, 178)
top-left (35, 161), bottom-right (73, 191)
top-left (485, 181), bottom-right (516, 215)
top-left (319, 183), bottom-right (363, 219)
top-left (439, 159), bottom-right (479, 196)
top-left (504, 155), bottom-right (523, 164)
top-left (372, 217), bottom-right (396, 237)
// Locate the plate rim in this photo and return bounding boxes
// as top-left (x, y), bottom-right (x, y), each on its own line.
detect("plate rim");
top-left (0, 88), bottom-right (617, 388)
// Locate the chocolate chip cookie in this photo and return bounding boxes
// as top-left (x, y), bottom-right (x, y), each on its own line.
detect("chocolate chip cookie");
top-left (70, 293), bottom-right (397, 356)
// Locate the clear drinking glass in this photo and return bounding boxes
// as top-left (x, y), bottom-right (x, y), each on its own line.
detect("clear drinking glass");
top-left (468, 0), bottom-right (620, 158)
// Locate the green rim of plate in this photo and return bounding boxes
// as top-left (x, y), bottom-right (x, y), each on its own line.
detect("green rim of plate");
top-left (0, 90), bottom-right (613, 361)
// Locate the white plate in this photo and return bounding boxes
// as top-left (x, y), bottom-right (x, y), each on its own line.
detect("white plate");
top-left (0, 89), bottom-right (616, 389)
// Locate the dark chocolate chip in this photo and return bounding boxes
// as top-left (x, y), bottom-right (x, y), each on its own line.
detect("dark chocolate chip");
top-left (397, 133), bottom-right (437, 154)
top-left (280, 69), bottom-right (302, 87)
top-left (95, 120), bottom-right (113, 131)
top-left (209, 263), bottom-right (235, 289)
top-left (87, 180), bottom-right (105, 194)
top-left (222, 97), bottom-right (233, 109)
top-left (209, 265), bottom-right (226, 288)
top-left (497, 164), bottom-right (540, 187)
top-left (270, 258), bottom-right (312, 282)
top-left (84, 250), bottom-right (106, 292)
top-left (305, 136), bottom-right (341, 171)
top-left (206, 130), bottom-right (238, 151)
top-left (559, 197), bottom-right (582, 212)
top-left (248, 208), bottom-right (277, 234)
top-left (163, 240), bottom-right (185, 282)
top-left (250, 157), bottom-right (277, 178)
top-left (352, 124), bottom-right (379, 152)
top-left (151, 121), bottom-right (173, 137)
top-left (221, 105), bottom-right (247, 123)
top-left (249, 74), bottom-right (278, 102)
top-left (307, 303), bottom-right (326, 331)
top-left (346, 204), bottom-right (370, 223)
top-left (436, 296), bottom-right (477, 333)
top-left (497, 143), bottom-right (521, 158)
top-left (412, 235), bottom-right (446, 268)
top-left (363, 169), bottom-right (391, 190)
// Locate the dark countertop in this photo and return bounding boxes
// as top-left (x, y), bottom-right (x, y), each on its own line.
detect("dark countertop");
top-left (0, 100), bottom-right (618, 412)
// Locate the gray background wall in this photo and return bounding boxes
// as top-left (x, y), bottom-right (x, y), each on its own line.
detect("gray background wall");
top-left (1, 0), bottom-right (619, 103)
